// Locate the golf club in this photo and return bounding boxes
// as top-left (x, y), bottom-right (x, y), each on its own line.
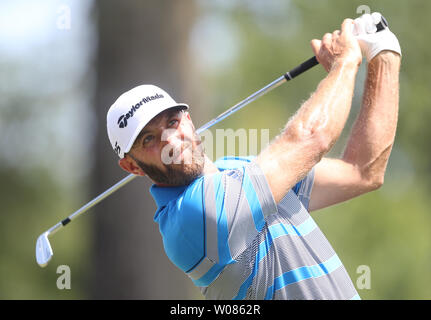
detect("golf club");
top-left (36, 15), bottom-right (389, 267)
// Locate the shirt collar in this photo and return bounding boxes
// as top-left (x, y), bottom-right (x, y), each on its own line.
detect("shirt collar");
top-left (150, 156), bottom-right (255, 208)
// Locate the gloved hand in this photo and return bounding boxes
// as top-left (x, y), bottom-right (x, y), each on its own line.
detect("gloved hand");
top-left (353, 12), bottom-right (401, 62)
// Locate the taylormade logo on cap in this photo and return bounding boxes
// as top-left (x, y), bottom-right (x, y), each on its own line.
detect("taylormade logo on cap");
top-left (117, 93), bottom-right (164, 128)
top-left (107, 84), bottom-right (189, 159)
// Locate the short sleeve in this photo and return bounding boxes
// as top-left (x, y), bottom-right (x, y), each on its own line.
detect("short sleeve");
top-left (293, 167), bottom-right (315, 210)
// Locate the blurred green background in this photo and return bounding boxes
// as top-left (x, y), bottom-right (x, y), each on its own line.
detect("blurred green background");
top-left (0, 0), bottom-right (430, 299)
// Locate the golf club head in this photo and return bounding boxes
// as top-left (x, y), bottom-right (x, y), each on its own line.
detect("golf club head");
top-left (36, 232), bottom-right (53, 267)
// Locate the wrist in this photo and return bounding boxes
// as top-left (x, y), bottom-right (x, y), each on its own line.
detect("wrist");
top-left (331, 57), bottom-right (360, 73)
top-left (370, 50), bottom-right (401, 63)
top-left (369, 51), bottom-right (401, 72)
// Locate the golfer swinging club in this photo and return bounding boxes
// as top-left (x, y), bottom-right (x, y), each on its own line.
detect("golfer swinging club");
top-left (106, 13), bottom-right (401, 300)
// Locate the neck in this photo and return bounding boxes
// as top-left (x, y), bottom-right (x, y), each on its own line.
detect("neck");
top-left (202, 155), bottom-right (219, 175)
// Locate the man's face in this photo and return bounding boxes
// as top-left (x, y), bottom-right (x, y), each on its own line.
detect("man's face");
top-left (126, 107), bottom-right (205, 186)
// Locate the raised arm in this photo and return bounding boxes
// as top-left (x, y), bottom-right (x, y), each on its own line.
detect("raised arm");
top-left (309, 14), bottom-right (401, 212)
top-left (255, 19), bottom-right (362, 203)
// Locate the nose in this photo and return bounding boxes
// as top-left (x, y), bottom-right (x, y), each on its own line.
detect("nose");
top-left (160, 112), bottom-right (195, 150)
top-left (160, 122), bottom-right (190, 164)
top-left (162, 126), bottom-right (185, 148)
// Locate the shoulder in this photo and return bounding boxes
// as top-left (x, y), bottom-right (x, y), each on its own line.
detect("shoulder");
top-left (154, 177), bottom-right (205, 225)
top-left (154, 178), bottom-right (206, 272)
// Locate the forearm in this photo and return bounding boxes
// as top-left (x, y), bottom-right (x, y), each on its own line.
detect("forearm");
top-left (261, 60), bottom-right (359, 201)
top-left (284, 60), bottom-right (359, 150)
top-left (343, 51), bottom-right (401, 184)
top-left (256, 19), bottom-right (362, 203)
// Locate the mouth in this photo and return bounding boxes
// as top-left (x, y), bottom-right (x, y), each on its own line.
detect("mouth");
top-left (166, 141), bottom-right (194, 165)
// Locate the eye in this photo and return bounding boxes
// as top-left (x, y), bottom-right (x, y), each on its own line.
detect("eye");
top-left (143, 135), bottom-right (154, 146)
top-left (168, 118), bottom-right (179, 127)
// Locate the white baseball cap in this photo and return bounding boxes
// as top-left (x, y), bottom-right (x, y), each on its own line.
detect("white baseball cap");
top-left (107, 84), bottom-right (189, 158)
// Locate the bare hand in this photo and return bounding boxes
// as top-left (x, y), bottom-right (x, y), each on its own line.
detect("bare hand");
top-left (310, 19), bottom-right (362, 72)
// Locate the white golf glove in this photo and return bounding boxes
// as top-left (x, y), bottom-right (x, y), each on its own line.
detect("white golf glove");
top-left (353, 12), bottom-right (401, 62)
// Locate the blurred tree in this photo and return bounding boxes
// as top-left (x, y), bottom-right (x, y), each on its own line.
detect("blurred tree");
top-left (91, 0), bottom-right (202, 299)
top-left (0, 1), bottom-right (94, 299)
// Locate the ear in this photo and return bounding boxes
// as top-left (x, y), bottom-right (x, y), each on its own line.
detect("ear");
top-left (118, 157), bottom-right (146, 176)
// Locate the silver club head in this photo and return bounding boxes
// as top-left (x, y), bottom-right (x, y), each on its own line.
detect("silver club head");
top-left (36, 232), bottom-right (53, 267)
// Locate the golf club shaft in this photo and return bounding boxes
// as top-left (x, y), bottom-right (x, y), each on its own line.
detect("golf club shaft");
top-left (45, 56), bottom-right (320, 236)
top-left (48, 173), bottom-right (138, 236)
top-left (196, 56), bottom-right (318, 133)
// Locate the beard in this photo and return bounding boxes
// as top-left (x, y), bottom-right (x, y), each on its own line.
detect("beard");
top-left (136, 136), bottom-right (206, 186)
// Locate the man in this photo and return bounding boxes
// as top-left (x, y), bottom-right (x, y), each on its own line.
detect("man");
top-left (106, 13), bottom-right (401, 299)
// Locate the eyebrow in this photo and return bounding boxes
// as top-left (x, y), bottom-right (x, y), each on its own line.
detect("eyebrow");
top-left (133, 109), bottom-right (184, 147)
top-left (137, 129), bottom-right (150, 140)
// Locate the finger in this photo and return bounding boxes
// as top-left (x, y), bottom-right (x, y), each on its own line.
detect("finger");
top-left (322, 33), bottom-right (332, 49)
top-left (361, 14), bottom-right (376, 33)
top-left (311, 39), bottom-right (328, 71)
top-left (353, 17), bottom-right (365, 36)
top-left (310, 39), bottom-right (321, 56)
top-left (341, 18), bottom-right (355, 35)
top-left (332, 30), bottom-right (340, 39)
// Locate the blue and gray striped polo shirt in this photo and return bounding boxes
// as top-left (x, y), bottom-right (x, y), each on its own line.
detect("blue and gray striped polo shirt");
top-left (151, 156), bottom-right (359, 300)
